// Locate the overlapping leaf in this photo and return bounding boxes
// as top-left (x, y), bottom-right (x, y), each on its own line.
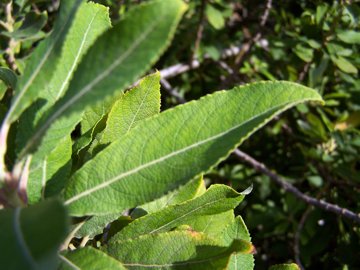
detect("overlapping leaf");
top-left (110, 185), bottom-right (247, 242)
top-left (106, 230), bottom-right (253, 270)
top-left (64, 81), bottom-right (323, 216)
top-left (20, 0), bottom-right (187, 166)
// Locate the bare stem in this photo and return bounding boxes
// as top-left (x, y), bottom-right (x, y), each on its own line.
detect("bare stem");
top-left (233, 149), bottom-right (360, 224)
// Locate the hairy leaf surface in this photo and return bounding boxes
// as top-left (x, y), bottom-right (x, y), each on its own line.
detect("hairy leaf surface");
top-left (17, 1), bottom-right (111, 151)
top-left (106, 231), bottom-right (253, 270)
top-left (221, 216), bottom-right (254, 270)
top-left (64, 81), bottom-right (323, 216)
top-left (110, 185), bottom-right (246, 242)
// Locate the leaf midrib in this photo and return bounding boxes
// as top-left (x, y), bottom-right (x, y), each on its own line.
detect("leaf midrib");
top-left (65, 97), bottom-right (314, 206)
top-left (5, 0), bottom-right (82, 124)
top-left (23, 13), bottom-right (165, 157)
top-left (55, 7), bottom-right (102, 101)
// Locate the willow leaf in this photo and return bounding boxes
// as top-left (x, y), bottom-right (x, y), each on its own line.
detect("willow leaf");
top-left (3, 0), bottom-right (83, 125)
top-left (21, 0), bottom-right (186, 164)
top-left (64, 81), bottom-right (323, 216)
top-left (110, 185), bottom-right (246, 242)
top-left (16, 1), bottom-right (111, 152)
top-left (106, 231), bottom-right (253, 270)
top-left (74, 177), bottom-right (202, 239)
top-left (60, 247), bottom-right (126, 270)
top-left (0, 199), bottom-right (68, 270)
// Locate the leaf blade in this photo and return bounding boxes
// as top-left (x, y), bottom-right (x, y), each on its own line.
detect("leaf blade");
top-left (64, 81), bottom-right (323, 216)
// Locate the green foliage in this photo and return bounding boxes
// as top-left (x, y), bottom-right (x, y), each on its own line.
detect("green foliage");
top-left (4, 0), bottom-right (356, 269)
top-left (0, 199), bottom-right (68, 270)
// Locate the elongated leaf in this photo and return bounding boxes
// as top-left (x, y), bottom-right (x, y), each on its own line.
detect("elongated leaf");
top-left (0, 199), bottom-right (68, 270)
top-left (21, 0), bottom-right (187, 161)
top-left (110, 185), bottom-right (246, 242)
top-left (3, 0), bottom-right (83, 125)
top-left (16, 1), bottom-right (111, 151)
top-left (64, 81), bottom-right (323, 216)
top-left (106, 231), bottom-right (253, 270)
top-left (75, 176), bottom-right (203, 239)
top-left (60, 247), bottom-right (126, 270)
top-left (75, 176), bottom-right (204, 239)
top-left (131, 175), bottom-right (205, 218)
top-left (221, 216), bottom-right (254, 270)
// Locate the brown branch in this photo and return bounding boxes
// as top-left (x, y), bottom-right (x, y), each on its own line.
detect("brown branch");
top-left (233, 149), bottom-right (360, 224)
top-left (234, 0), bottom-right (272, 66)
top-left (160, 46), bottom-right (242, 80)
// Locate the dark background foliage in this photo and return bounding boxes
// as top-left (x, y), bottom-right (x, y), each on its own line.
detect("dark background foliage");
top-left (1, 0), bottom-right (359, 269)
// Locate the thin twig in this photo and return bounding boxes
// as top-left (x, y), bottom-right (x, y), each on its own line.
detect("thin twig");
top-left (233, 149), bottom-right (360, 224)
top-left (160, 78), bottom-right (186, 104)
top-left (160, 46), bottom-right (242, 80)
top-left (190, 0), bottom-right (206, 66)
top-left (294, 207), bottom-right (311, 270)
top-left (234, 0), bottom-right (272, 65)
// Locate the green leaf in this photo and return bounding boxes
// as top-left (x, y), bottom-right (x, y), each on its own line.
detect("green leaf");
top-left (27, 135), bottom-right (72, 204)
top-left (21, 0), bottom-right (187, 164)
top-left (0, 67), bottom-right (17, 90)
top-left (293, 44), bottom-right (313, 62)
top-left (101, 72), bottom-right (161, 144)
top-left (106, 231), bottom-right (253, 270)
top-left (0, 199), bottom-right (68, 270)
top-left (337, 30), bottom-right (360, 44)
top-left (331, 56), bottom-right (358, 74)
top-left (221, 216), bottom-right (254, 270)
top-left (206, 5), bottom-right (225, 30)
top-left (3, 0), bottom-right (83, 125)
top-left (132, 175), bottom-right (205, 218)
top-left (75, 176), bottom-right (203, 239)
top-left (64, 81), bottom-right (323, 216)
top-left (87, 72), bottom-right (161, 157)
top-left (60, 247), bottom-right (126, 270)
top-left (110, 185), bottom-right (247, 242)
top-left (74, 213), bottom-right (121, 239)
top-left (3, 11), bottom-right (47, 41)
top-left (186, 210), bottom-right (234, 239)
top-left (269, 263), bottom-right (300, 270)
top-left (16, 1), bottom-right (111, 152)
